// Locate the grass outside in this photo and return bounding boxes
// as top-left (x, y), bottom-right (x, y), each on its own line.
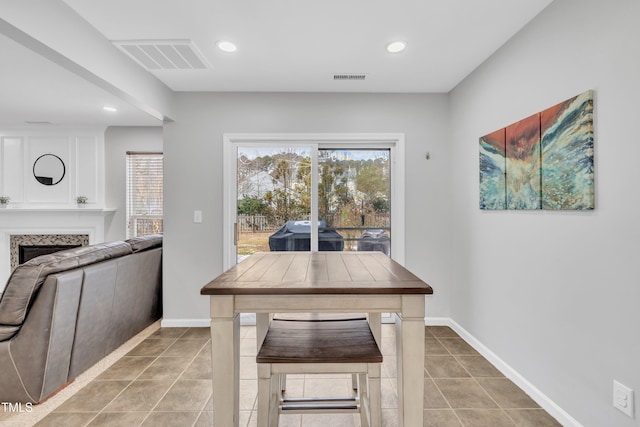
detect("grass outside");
top-left (237, 231), bottom-right (272, 255)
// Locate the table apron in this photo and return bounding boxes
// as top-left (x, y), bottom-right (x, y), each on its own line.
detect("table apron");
top-left (231, 294), bottom-right (404, 313)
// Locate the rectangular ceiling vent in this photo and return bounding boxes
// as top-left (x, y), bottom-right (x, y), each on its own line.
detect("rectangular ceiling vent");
top-left (113, 39), bottom-right (211, 70)
top-left (333, 74), bottom-right (367, 81)
top-left (24, 121), bottom-right (53, 125)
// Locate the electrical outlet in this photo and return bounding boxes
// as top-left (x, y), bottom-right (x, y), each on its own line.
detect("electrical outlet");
top-left (613, 380), bottom-right (634, 418)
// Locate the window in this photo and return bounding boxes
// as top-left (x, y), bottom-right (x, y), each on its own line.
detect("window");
top-left (126, 152), bottom-right (163, 238)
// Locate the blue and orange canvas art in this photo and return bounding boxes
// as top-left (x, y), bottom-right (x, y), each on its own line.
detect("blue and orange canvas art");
top-left (540, 91), bottom-right (594, 209)
top-left (506, 113), bottom-right (541, 209)
top-left (479, 128), bottom-right (506, 210)
top-left (479, 90), bottom-right (594, 210)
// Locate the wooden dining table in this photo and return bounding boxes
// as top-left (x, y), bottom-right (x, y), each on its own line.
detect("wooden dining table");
top-left (200, 251), bottom-right (433, 426)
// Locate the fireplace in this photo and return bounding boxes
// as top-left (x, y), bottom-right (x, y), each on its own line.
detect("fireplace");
top-left (10, 234), bottom-right (89, 270)
top-left (19, 244), bottom-right (83, 264)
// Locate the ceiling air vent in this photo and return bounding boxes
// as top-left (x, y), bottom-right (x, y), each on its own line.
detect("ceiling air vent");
top-left (24, 121), bottom-right (53, 125)
top-left (333, 74), bottom-right (367, 81)
top-left (113, 39), bottom-right (211, 70)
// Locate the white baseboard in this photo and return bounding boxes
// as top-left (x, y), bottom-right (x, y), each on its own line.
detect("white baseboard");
top-left (423, 316), bottom-right (451, 326)
top-left (161, 318), bottom-right (211, 328)
top-left (425, 317), bottom-right (582, 427)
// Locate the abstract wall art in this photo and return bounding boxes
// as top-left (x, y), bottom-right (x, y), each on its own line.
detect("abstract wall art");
top-left (506, 113), bottom-right (541, 210)
top-left (479, 90), bottom-right (594, 210)
top-left (479, 128), bottom-right (506, 210)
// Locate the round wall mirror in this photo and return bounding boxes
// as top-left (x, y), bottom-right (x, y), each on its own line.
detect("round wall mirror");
top-left (33, 154), bottom-right (66, 186)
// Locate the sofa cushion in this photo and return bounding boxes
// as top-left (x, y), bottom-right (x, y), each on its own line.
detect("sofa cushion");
top-left (125, 234), bottom-right (163, 253)
top-left (0, 241), bottom-right (132, 341)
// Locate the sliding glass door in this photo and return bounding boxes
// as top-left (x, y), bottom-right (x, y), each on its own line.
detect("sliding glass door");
top-left (317, 149), bottom-right (391, 255)
top-left (236, 146), bottom-right (312, 261)
top-left (235, 146), bottom-right (390, 262)
top-left (223, 134), bottom-right (404, 269)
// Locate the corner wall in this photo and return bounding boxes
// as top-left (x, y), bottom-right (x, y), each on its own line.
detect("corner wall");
top-left (163, 92), bottom-right (452, 323)
top-left (449, 1), bottom-right (640, 425)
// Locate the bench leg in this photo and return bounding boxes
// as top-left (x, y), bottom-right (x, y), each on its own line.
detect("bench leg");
top-left (358, 373), bottom-right (369, 427)
top-left (257, 364), bottom-right (271, 427)
top-left (269, 373), bottom-right (280, 427)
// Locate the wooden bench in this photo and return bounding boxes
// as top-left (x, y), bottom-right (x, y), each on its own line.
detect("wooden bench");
top-left (256, 319), bottom-right (383, 427)
top-left (271, 312), bottom-right (368, 392)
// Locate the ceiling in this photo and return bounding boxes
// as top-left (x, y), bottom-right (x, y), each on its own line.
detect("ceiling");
top-left (0, 33), bottom-right (162, 127)
top-left (0, 0), bottom-right (553, 127)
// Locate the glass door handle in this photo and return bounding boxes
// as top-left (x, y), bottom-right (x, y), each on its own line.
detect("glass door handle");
top-left (234, 222), bottom-right (238, 246)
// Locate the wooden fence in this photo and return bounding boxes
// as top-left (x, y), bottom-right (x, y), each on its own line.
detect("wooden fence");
top-left (237, 214), bottom-right (390, 233)
top-left (129, 216), bottom-right (163, 237)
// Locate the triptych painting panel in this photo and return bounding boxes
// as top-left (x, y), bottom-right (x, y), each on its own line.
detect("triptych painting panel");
top-left (479, 90), bottom-right (594, 210)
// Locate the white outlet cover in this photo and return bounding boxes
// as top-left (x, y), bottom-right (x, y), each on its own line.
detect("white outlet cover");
top-left (614, 380), bottom-right (634, 418)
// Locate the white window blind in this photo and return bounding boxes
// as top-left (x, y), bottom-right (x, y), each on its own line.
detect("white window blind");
top-left (126, 152), bottom-right (163, 238)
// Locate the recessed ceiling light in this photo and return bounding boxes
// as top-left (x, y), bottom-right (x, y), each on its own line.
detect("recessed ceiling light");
top-left (217, 40), bottom-right (237, 53)
top-left (386, 41), bottom-right (407, 53)
top-left (103, 106), bottom-right (118, 112)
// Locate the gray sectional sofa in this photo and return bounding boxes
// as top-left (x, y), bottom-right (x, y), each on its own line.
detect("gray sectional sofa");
top-left (0, 234), bottom-right (162, 403)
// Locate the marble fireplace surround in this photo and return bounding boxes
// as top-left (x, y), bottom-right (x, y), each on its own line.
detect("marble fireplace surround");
top-left (9, 234), bottom-right (90, 270)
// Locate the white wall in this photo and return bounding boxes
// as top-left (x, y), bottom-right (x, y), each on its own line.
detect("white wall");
top-left (163, 92), bottom-right (452, 323)
top-left (104, 126), bottom-right (163, 241)
top-left (449, 1), bottom-right (640, 426)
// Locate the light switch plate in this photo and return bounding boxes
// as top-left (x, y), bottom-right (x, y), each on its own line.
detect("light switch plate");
top-left (193, 210), bottom-right (202, 223)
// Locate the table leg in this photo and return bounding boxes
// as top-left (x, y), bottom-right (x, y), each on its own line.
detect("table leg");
top-left (210, 296), bottom-right (240, 427)
top-left (256, 312), bottom-right (270, 348)
top-left (367, 312), bottom-right (382, 347)
top-left (396, 295), bottom-right (425, 426)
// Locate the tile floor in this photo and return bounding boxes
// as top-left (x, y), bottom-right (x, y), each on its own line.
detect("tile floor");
top-left (19, 325), bottom-right (560, 426)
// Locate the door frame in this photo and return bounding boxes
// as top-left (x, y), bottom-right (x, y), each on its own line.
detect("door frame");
top-left (223, 133), bottom-right (405, 270)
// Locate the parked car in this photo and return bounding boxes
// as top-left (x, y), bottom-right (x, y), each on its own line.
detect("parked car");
top-left (358, 229), bottom-right (390, 255)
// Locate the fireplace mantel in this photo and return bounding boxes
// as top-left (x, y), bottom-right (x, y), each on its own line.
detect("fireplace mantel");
top-left (0, 208), bottom-right (116, 215)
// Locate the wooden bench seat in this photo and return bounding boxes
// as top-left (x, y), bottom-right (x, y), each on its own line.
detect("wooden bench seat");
top-left (256, 319), bottom-right (382, 426)
top-left (257, 319), bottom-right (382, 364)
top-left (268, 312), bottom-right (370, 392)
